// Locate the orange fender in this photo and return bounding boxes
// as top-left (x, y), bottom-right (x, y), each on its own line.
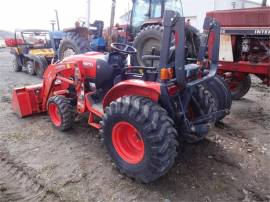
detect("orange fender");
top-left (102, 79), bottom-right (161, 109)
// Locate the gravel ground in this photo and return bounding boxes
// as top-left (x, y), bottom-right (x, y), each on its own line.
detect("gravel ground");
top-left (0, 48), bottom-right (269, 202)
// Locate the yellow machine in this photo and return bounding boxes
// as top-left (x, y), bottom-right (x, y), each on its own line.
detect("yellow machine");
top-left (28, 48), bottom-right (55, 58)
top-left (10, 29), bottom-right (55, 77)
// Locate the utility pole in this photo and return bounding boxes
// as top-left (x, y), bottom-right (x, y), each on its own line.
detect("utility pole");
top-left (241, 0), bottom-right (245, 8)
top-left (213, 0), bottom-right (216, 10)
top-left (109, 0), bottom-right (116, 36)
top-left (86, 0), bottom-right (91, 28)
top-left (50, 20), bottom-right (56, 31)
top-left (54, 10), bottom-right (60, 31)
top-left (262, 0), bottom-right (267, 6)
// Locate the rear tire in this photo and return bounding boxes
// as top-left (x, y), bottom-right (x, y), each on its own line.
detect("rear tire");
top-left (34, 56), bottom-right (48, 78)
top-left (47, 96), bottom-right (74, 131)
top-left (26, 60), bottom-right (36, 75)
top-left (203, 75), bottom-right (232, 121)
top-left (59, 32), bottom-right (91, 60)
top-left (230, 74), bottom-right (251, 100)
top-left (133, 25), bottom-right (163, 67)
top-left (184, 85), bottom-right (217, 143)
top-left (100, 96), bottom-right (178, 183)
top-left (133, 24), bottom-right (200, 67)
top-left (11, 55), bottom-right (22, 72)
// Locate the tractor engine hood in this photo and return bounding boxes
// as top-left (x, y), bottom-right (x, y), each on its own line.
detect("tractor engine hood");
top-left (62, 52), bottom-right (113, 89)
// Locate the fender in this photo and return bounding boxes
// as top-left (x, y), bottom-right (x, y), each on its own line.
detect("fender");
top-left (102, 79), bottom-right (161, 109)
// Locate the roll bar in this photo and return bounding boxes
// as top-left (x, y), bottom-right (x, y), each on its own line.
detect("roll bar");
top-left (159, 10), bottom-right (221, 87)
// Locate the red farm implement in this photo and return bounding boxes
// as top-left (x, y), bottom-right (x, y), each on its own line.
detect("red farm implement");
top-left (207, 6), bottom-right (270, 99)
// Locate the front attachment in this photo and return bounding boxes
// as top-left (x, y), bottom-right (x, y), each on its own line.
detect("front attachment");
top-left (12, 84), bottom-right (43, 118)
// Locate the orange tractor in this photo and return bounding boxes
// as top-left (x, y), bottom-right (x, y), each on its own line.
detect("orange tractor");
top-left (12, 10), bottom-right (231, 183)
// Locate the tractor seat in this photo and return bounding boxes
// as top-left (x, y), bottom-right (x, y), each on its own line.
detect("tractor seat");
top-left (83, 52), bottom-right (127, 90)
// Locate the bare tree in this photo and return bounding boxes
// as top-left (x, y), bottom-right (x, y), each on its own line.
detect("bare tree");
top-left (262, 0), bottom-right (267, 6)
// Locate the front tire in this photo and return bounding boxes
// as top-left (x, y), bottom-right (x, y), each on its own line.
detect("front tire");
top-left (229, 74), bottom-right (251, 100)
top-left (48, 96), bottom-right (74, 131)
top-left (100, 96), bottom-right (178, 183)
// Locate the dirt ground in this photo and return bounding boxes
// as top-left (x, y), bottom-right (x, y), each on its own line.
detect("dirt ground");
top-left (0, 48), bottom-right (269, 202)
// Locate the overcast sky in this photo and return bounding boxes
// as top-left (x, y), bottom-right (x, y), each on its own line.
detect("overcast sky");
top-left (0, 0), bottom-right (266, 32)
top-left (0, 0), bottom-right (131, 32)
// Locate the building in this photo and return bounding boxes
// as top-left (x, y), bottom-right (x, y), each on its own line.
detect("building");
top-left (182, 0), bottom-right (265, 30)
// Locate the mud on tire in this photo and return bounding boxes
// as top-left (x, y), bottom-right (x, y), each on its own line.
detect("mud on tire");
top-left (47, 96), bottom-right (75, 131)
top-left (100, 96), bottom-right (178, 183)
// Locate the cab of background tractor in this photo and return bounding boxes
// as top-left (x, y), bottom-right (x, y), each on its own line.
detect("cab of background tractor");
top-left (130, 0), bottom-right (183, 34)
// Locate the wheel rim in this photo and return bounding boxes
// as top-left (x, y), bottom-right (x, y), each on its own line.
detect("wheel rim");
top-left (26, 62), bottom-right (34, 74)
top-left (48, 103), bottom-right (61, 127)
top-left (112, 121), bottom-right (144, 164)
top-left (63, 48), bottom-right (76, 58)
top-left (228, 78), bottom-right (243, 93)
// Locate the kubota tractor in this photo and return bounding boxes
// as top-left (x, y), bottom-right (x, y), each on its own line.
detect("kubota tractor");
top-left (12, 10), bottom-right (230, 183)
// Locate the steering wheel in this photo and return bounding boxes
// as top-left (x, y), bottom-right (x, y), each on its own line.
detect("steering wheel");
top-left (111, 43), bottom-right (137, 54)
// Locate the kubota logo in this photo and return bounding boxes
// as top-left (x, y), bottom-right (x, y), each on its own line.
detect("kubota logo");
top-left (83, 62), bottom-right (94, 67)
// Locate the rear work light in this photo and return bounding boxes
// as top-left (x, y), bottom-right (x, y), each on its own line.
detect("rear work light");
top-left (160, 68), bottom-right (174, 80)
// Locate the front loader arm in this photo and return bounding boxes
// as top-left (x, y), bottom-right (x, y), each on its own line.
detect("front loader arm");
top-left (41, 63), bottom-right (76, 111)
top-left (40, 64), bottom-right (58, 110)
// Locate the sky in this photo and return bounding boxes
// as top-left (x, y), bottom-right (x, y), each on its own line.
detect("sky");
top-left (0, 0), bottom-right (132, 32)
top-left (0, 0), bottom-right (266, 32)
